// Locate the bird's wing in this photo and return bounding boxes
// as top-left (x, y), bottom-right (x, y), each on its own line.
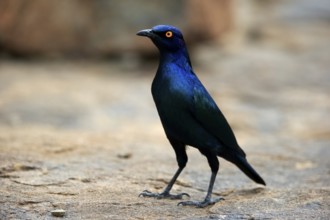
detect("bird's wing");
top-left (191, 80), bottom-right (246, 156)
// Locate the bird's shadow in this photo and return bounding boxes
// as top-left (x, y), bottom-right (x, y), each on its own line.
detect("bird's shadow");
top-left (214, 186), bottom-right (267, 197)
top-left (234, 187), bottom-right (266, 195)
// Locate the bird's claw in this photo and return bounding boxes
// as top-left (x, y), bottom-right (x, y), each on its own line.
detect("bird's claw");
top-left (168, 192), bottom-right (190, 200)
top-left (139, 190), bottom-right (190, 200)
top-left (177, 197), bottom-right (224, 208)
top-left (139, 190), bottom-right (158, 198)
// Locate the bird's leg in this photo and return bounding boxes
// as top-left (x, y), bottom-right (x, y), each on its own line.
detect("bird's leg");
top-left (139, 166), bottom-right (190, 199)
top-left (139, 139), bottom-right (190, 200)
top-left (178, 171), bottom-right (223, 207)
top-left (178, 153), bottom-right (223, 208)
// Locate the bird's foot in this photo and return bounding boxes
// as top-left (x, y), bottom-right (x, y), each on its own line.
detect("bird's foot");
top-left (178, 197), bottom-right (224, 208)
top-left (139, 190), bottom-right (190, 200)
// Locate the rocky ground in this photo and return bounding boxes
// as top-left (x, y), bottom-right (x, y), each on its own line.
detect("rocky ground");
top-left (0, 21), bottom-right (330, 219)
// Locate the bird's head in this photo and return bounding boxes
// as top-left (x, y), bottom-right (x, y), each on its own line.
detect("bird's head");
top-left (137, 25), bottom-right (186, 53)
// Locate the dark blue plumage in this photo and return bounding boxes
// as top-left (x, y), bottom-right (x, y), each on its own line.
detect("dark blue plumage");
top-left (137, 25), bottom-right (265, 208)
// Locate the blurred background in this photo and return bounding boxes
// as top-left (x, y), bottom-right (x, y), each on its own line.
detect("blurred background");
top-left (1, 0), bottom-right (329, 57)
top-left (0, 0), bottom-right (329, 133)
top-left (0, 0), bottom-right (329, 219)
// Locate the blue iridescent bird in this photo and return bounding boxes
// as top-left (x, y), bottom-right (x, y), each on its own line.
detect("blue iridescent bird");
top-left (137, 25), bottom-right (265, 208)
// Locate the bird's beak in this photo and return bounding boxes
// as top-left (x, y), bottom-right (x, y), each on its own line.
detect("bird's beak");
top-left (136, 29), bottom-right (153, 38)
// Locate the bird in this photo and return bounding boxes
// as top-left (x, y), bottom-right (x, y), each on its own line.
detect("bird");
top-left (137, 25), bottom-right (265, 208)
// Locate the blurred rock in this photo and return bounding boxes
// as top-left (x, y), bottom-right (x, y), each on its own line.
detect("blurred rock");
top-left (0, 0), bottom-right (232, 58)
top-left (185, 0), bottom-right (232, 42)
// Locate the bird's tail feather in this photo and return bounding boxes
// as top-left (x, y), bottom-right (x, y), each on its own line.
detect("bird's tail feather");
top-left (225, 154), bottom-right (266, 185)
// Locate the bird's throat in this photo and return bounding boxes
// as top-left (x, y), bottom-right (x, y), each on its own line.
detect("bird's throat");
top-left (159, 49), bottom-right (192, 71)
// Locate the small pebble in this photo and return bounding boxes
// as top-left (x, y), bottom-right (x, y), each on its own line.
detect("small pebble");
top-left (51, 209), bottom-right (66, 217)
top-left (117, 153), bottom-right (132, 159)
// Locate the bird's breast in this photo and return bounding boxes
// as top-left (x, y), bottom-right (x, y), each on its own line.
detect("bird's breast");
top-left (151, 71), bottom-right (193, 111)
top-left (151, 69), bottom-right (196, 138)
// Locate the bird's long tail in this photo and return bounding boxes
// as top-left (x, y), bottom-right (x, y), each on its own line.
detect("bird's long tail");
top-left (225, 154), bottom-right (266, 185)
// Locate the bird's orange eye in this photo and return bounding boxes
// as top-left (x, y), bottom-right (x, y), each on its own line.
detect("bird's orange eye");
top-left (165, 31), bottom-right (173, 38)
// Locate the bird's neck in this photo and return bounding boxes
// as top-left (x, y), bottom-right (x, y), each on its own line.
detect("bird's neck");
top-left (159, 48), bottom-right (192, 72)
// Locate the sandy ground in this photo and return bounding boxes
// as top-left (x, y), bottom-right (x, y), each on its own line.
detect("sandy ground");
top-left (0, 26), bottom-right (330, 219)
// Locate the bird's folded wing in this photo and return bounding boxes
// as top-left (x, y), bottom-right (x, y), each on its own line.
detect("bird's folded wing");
top-left (191, 84), bottom-right (246, 156)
